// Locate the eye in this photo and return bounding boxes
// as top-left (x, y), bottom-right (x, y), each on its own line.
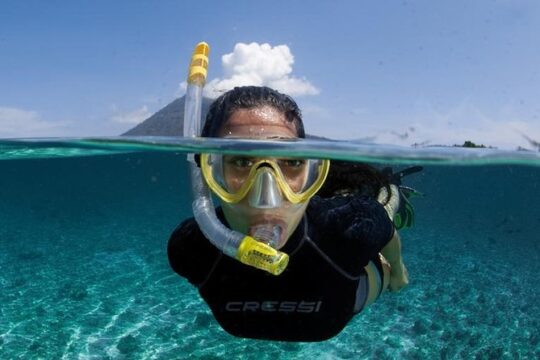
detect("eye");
top-left (280, 159), bottom-right (306, 168)
top-left (227, 157), bottom-right (254, 168)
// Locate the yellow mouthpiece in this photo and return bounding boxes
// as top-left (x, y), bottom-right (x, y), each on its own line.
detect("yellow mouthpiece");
top-left (188, 42), bottom-right (210, 86)
top-left (236, 236), bottom-right (289, 275)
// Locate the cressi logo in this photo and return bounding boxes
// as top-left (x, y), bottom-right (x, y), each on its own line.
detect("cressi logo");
top-left (225, 300), bottom-right (323, 313)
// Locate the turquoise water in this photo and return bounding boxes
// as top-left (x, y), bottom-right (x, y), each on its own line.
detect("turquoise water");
top-left (1, 138), bottom-right (539, 358)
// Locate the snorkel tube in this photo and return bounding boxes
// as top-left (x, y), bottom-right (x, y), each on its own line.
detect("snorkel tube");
top-left (184, 42), bottom-right (289, 275)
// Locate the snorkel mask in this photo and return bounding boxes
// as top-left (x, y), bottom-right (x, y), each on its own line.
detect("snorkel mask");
top-left (200, 154), bottom-right (330, 208)
top-left (184, 42), bottom-right (328, 275)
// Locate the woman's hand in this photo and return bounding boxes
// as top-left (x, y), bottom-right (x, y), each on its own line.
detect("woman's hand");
top-left (389, 260), bottom-right (409, 292)
top-left (381, 231), bottom-right (409, 292)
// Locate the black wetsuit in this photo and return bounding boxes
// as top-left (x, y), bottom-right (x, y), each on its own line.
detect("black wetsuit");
top-left (168, 195), bottom-right (394, 342)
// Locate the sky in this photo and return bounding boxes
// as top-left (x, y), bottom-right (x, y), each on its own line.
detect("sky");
top-left (1, 0), bottom-right (539, 149)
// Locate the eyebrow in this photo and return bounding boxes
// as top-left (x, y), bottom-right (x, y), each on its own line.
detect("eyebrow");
top-left (221, 135), bottom-right (297, 141)
top-left (265, 135), bottom-right (296, 140)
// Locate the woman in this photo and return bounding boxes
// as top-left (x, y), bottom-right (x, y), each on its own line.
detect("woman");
top-left (168, 86), bottom-right (408, 341)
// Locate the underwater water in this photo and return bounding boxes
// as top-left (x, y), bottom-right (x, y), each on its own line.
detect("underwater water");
top-left (1, 138), bottom-right (539, 359)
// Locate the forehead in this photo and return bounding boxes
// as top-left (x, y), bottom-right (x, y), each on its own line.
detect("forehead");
top-left (218, 106), bottom-right (298, 139)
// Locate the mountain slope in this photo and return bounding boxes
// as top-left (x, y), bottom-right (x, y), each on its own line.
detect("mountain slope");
top-left (122, 96), bottom-right (213, 136)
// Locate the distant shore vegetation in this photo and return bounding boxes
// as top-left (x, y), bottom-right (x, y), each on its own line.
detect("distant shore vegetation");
top-left (455, 140), bottom-right (490, 148)
top-left (412, 140), bottom-right (495, 149)
top-left (412, 139), bottom-right (539, 152)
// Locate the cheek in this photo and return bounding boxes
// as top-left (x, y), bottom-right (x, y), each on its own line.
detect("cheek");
top-left (225, 178), bottom-right (242, 192)
top-left (285, 202), bottom-right (307, 217)
top-left (223, 167), bottom-right (244, 192)
top-left (288, 175), bottom-right (307, 192)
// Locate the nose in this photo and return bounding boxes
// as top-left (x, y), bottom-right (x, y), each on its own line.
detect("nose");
top-left (256, 162), bottom-right (273, 170)
top-left (248, 168), bottom-right (283, 209)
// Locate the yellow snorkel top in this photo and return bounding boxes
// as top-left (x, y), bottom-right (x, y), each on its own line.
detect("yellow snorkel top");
top-left (188, 42), bottom-right (210, 86)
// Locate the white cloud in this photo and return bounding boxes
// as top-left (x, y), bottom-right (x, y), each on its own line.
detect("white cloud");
top-left (110, 105), bottom-right (152, 125)
top-left (175, 82), bottom-right (187, 98)
top-left (0, 106), bottom-right (71, 138)
top-left (178, 42), bottom-right (319, 98)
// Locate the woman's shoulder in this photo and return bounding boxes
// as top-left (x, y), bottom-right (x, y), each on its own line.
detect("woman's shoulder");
top-left (168, 216), bottom-right (221, 286)
top-left (170, 217), bottom-right (202, 243)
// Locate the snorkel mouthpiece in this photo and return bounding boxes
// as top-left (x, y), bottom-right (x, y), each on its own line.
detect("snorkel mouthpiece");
top-left (248, 168), bottom-right (283, 209)
top-left (184, 42), bottom-right (289, 275)
top-left (237, 236), bottom-right (289, 275)
top-left (250, 223), bottom-right (284, 248)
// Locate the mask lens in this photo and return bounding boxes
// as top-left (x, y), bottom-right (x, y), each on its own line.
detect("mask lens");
top-left (276, 158), bottom-right (308, 192)
top-left (221, 155), bottom-right (256, 192)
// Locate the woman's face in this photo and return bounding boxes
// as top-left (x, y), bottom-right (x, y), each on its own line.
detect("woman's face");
top-left (218, 106), bottom-right (307, 249)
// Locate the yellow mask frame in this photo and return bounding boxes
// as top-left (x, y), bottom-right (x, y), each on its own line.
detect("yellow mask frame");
top-left (200, 153), bottom-right (330, 204)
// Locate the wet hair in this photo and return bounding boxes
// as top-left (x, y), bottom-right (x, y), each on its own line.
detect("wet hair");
top-left (317, 160), bottom-right (392, 205)
top-left (201, 86), bottom-right (305, 138)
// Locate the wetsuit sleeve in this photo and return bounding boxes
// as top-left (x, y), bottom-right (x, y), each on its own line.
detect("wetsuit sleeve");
top-left (167, 217), bottom-right (221, 287)
top-left (308, 195), bottom-right (394, 275)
